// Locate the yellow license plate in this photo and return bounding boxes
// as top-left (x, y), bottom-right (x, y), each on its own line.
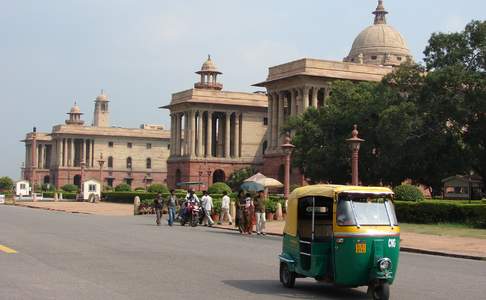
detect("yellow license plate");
top-left (355, 243), bottom-right (367, 254)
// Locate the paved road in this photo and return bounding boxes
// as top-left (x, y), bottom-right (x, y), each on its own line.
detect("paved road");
top-left (1, 205), bottom-right (485, 300)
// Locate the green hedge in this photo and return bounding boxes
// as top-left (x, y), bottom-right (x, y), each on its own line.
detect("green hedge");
top-left (395, 201), bottom-right (486, 228)
top-left (42, 192), bottom-right (77, 199)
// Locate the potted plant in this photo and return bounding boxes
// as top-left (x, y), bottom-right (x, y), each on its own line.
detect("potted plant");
top-left (211, 198), bottom-right (222, 223)
top-left (265, 200), bottom-right (277, 222)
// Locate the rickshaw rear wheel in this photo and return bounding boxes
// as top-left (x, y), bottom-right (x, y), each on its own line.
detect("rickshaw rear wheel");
top-left (368, 282), bottom-right (390, 300)
top-left (279, 262), bottom-right (296, 288)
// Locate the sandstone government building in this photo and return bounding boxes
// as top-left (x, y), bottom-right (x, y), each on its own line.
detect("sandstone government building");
top-left (21, 1), bottom-right (413, 190)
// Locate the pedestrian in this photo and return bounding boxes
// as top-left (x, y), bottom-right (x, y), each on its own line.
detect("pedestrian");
top-left (201, 191), bottom-right (214, 227)
top-left (154, 193), bottom-right (163, 226)
top-left (219, 191), bottom-right (233, 225)
top-left (254, 190), bottom-right (267, 235)
top-left (244, 192), bottom-right (254, 234)
top-left (166, 189), bottom-right (177, 226)
top-left (236, 190), bottom-right (246, 233)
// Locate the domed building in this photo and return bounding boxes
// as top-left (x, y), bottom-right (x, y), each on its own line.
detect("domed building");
top-left (256, 0), bottom-right (413, 187)
top-left (344, 0), bottom-right (413, 66)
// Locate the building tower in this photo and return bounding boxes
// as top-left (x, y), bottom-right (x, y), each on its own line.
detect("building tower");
top-left (194, 55), bottom-right (223, 90)
top-left (93, 90), bottom-right (109, 127)
top-left (65, 102), bottom-right (85, 125)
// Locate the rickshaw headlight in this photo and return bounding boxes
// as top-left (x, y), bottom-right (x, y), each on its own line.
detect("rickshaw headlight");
top-left (378, 258), bottom-right (392, 271)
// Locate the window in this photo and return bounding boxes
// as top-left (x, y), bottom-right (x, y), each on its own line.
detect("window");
top-left (20, 184), bottom-right (26, 189)
top-left (397, 56), bottom-right (402, 61)
top-left (263, 117), bottom-right (268, 125)
top-left (262, 140), bottom-right (268, 155)
top-left (146, 158), bottom-right (152, 169)
top-left (146, 143), bottom-right (152, 149)
top-left (371, 56), bottom-right (377, 60)
top-left (126, 157), bottom-right (132, 169)
top-left (167, 144), bottom-right (170, 150)
top-left (127, 142), bottom-right (132, 148)
top-left (108, 141), bottom-right (114, 148)
top-left (337, 194), bottom-right (397, 226)
top-left (88, 184), bottom-right (97, 192)
top-left (107, 156), bottom-right (113, 168)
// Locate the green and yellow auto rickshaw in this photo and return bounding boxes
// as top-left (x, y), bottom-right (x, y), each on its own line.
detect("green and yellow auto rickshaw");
top-left (279, 185), bottom-right (399, 300)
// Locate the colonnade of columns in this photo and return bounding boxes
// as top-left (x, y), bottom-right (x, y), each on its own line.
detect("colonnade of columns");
top-left (170, 110), bottom-right (242, 159)
top-left (267, 85), bottom-right (331, 151)
top-left (57, 138), bottom-right (95, 168)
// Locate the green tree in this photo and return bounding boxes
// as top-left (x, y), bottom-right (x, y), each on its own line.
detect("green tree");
top-left (226, 167), bottom-right (256, 190)
top-left (114, 183), bottom-right (131, 192)
top-left (61, 184), bottom-right (78, 193)
top-left (207, 182), bottom-right (232, 195)
top-left (0, 176), bottom-right (14, 191)
top-left (147, 184), bottom-right (169, 194)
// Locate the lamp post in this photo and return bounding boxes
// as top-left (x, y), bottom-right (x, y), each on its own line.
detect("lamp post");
top-left (346, 125), bottom-right (365, 186)
top-left (280, 133), bottom-right (295, 199)
top-left (98, 153), bottom-right (105, 184)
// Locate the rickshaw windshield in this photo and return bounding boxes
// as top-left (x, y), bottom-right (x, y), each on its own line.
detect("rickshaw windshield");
top-left (337, 193), bottom-right (398, 226)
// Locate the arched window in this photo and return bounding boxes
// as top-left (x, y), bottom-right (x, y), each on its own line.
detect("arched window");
top-left (262, 140), bottom-right (268, 155)
top-left (213, 169), bottom-right (226, 183)
top-left (108, 156), bottom-right (113, 168)
top-left (175, 169), bottom-right (182, 186)
top-left (146, 158), bottom-right (152, 169)
top-left (126, 157), bottom-right (132, 169)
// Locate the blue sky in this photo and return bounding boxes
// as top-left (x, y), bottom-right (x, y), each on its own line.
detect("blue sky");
top-left (1, 0), bottom-right (485, 179)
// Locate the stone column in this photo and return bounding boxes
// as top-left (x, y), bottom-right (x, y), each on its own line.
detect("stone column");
top-left (302, 87), bottom-right (310, 112)
top-left (169, 114), bottom-right (174, 156)
top-left (91, 139), bottom-right (95, 167)
top-left (85, 139), bottom-right (89, 167)
top-left (324, 86), bottom-right (331, 106)
top-left (234, 112), bottom-right (240, 158)
top-left (69, 139), bottom-right (74, 167)
top-left (312, 87), bottom-right (319, 108)
top-left (189, 110), bottom-right (196, 157)
top-left (176, 113), bottom-right (181, 156)
top-left (63, 139), bottom-right (67, 167)
top-left (272, 92), bottom-right (279, 149)
top-left (225, 112), bottom-right (231, 158)
top-left (197, 112), bottom-right (203, 157)
top-left (278, 92), bottom-right (285, 145)
top-left (267, 96), bottom-right (273, 150)
top-left (206, 111), bottom-right (212, 157)
top-left (290, 90), bottom-right (296, 117)
top-left (38, 144), bottom-right (44, 169)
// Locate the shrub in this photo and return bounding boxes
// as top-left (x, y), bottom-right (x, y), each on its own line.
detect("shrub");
top-left (134, 187), bottom-right (146, 192)
top-left (395, 201), bottom-right (486, 228)
top-left (114, 183), bottom-right (131, 192)
top-left (393, 184), bottom-right (424, 202)
top-left (103, 185), bottom-right (113, 192)
top-left (226, 167), bottom-right (256, 190)
top-left (103, 192), bottom-right (160, 203)
top-left (147, 184), bottom-right (169, 194)
top-left (0, 176), bottom-right (14, 191)
top-left (41, 183), bottom-right (55, 192)
top-left (61, 184), bottom-right (78, 193)
top-left (265, 199), bottom-right (277, 213)
top-left (212, 198), bottom-right (222, 214)
top-left (208, 182), bottom-right (232, 195)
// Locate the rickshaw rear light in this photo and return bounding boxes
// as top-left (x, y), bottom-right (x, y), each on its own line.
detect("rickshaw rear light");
top-left (378, 258), bottom-right (392, 271)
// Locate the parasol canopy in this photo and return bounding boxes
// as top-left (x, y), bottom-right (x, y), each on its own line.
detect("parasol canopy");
top-left (244, 172), bottom-right (267, 182)
top-left (255, 177), bottom-right (283, 188)
top-left (240, 181), bottom-right (265, 192)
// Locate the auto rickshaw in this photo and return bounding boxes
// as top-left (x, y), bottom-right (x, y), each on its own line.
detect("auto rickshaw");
top-left (279, 185), bottom-right (399, 300)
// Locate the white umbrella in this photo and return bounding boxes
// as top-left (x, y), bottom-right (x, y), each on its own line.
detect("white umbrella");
top-left (244, 172), bottom-right (267, 182)
top-left (256, 177), bottom-right (283, 188)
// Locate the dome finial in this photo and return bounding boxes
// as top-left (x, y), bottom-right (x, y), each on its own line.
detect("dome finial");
top-left (208, 54), bottom-right (211, 60)
top-left (373, 0), bottom-right (388, 25)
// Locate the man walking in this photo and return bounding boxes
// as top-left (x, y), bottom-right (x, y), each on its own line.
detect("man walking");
top-left (219, 191), bottom-right (233, 225)
top-left (254, 190), bottom-right (267, 235)
top-left (201, 191), bottom-right (214, 227)
top-left (166, 189), bottom-right (177, 226)
top-left (154, 193), bottom-right (163, 226)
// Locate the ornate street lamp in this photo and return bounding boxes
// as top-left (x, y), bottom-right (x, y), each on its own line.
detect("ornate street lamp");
top-left (98, 153), bottom-right (105, 184)
top-left (280, 133), bottom-right (295, 199)
top-left (346, 125), bottom-right (365, 186)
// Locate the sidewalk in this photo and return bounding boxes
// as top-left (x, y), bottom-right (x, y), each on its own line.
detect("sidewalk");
top-left (14, 201), bottom-right (133, 216)
top-left (214, 221), bottom-right (486, 260)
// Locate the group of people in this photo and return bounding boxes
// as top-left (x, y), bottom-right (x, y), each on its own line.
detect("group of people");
top-left (153, 189), bottom-right (267, 235)
top-left (236, 189), bottom-right (267, 235)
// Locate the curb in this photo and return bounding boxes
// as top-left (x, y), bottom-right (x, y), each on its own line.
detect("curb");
top-left (14, 203), bottom-right (91, 215)
top-left (212, 225), bottom-right (486, 261)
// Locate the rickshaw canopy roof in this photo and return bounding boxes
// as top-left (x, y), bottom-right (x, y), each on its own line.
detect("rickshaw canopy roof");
top-left (284, 185), bottom-right (394, 236)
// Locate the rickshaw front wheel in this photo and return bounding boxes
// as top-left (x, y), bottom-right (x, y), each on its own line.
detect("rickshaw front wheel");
top-left (279, 262), bottom-right (296, 288)
top-left (368, 282), bottom-right (390, 300)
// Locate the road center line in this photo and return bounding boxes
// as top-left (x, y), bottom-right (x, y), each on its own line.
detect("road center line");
top-left (0, 244), bottom-right (17, 254)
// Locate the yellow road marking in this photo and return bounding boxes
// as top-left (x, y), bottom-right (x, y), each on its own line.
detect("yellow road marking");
top-left (0, 244), bottom-right (17, 254)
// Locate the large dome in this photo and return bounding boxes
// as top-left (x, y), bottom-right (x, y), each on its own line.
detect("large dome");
top-left (344, 1), bottom-right (412, 66)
